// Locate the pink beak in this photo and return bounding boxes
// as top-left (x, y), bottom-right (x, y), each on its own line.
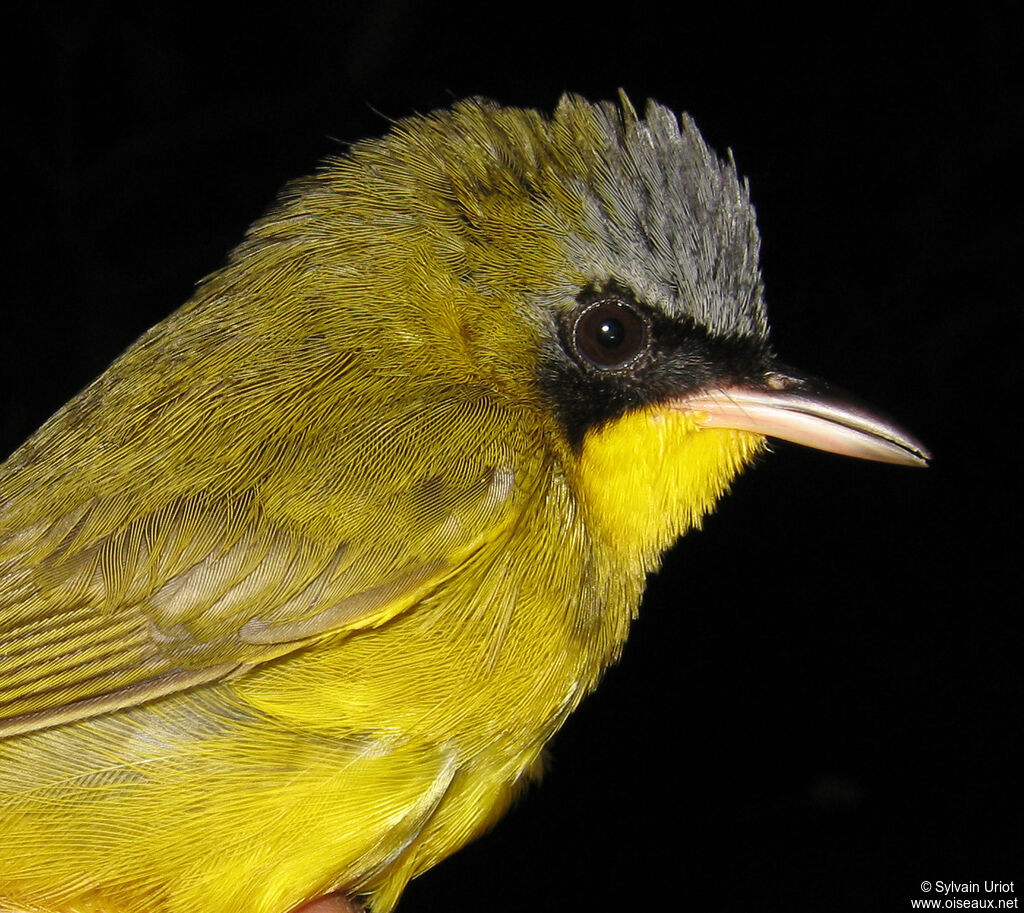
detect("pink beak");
top-left (680, 370), bottom-right (930, 467)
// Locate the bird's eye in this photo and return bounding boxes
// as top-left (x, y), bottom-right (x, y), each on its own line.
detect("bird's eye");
top-left (572, 299), bottom-right (648, 370)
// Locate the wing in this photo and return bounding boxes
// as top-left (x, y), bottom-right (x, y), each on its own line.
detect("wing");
top-left (0, 388), bottom-right (533, 739)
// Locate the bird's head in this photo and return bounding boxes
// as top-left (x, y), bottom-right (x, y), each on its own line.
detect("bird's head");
top-left (201, 94), bottom-right (927, 573)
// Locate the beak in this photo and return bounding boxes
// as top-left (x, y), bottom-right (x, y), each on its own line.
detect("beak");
top-left (680, 366), bottom-right (930, 467)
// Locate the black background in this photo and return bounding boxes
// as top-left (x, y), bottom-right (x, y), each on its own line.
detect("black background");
top-left (2, 5), bottom-right (1021, 912)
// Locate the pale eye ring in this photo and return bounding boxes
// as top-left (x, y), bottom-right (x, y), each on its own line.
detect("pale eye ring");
top-left (571, 299), bottom-right (648, 370)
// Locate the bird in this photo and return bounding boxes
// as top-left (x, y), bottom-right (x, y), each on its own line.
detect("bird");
top-left (0, 94), bottom-right (928, 913)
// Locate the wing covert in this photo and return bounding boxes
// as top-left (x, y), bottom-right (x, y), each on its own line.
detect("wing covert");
top-left (0, 422), bottom-right (526, 738)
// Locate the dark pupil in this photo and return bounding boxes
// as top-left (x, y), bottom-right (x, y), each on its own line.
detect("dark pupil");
top-left (596, 318), bottom-right (625, 349)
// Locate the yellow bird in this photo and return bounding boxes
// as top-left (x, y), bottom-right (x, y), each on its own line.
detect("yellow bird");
top-left (0, 95), bottom-right (927, 913)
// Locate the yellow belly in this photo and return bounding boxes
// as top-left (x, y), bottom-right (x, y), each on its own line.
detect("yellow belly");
top-left (0, 516), bottom-right (617, 913)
